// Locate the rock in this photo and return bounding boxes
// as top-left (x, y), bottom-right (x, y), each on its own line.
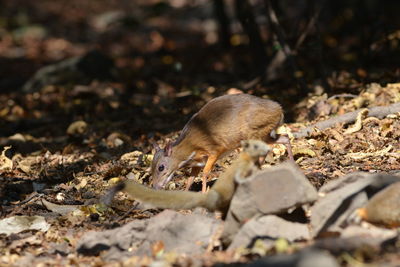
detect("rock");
top-left (222, 161), bottom-right (317, 245)
top-left (310, 173), bottom-right (400, 237)
top-left (77, 210), bottom-right (221, 260)
top-left (314, 224), bottom-right (397, 253)
top-left (326, 191), bottom-right (368, 232)
top-left (228, 215), bottom-right (310, 250)
top-left (228, 248), bottom-right (339, 267)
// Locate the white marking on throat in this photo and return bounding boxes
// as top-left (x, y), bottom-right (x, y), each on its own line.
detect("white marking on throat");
top-left (178, 151), bottom-right (196, 168)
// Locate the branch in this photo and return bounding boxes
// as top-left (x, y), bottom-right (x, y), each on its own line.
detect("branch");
top-left (294, 0), bottom-right (326, 51)
top-left (264, 0), bottom-right (308, 94)
top-left (293, 102), bottom-right (400, 139)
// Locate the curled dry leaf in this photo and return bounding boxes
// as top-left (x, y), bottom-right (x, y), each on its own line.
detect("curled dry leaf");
top-left (345, 145), bottom-right (394, 160)
top-left (66, 120), bottom-right (88, 136)
top-left (0, 146), bottom-right (13, 171)
top-left (17, 156), bottom-right (38, 174)
top-left (344, 109), bottom-right (369, 134)
top-left (293, 147), bottom-right (317, 157)
top-left (272, 144), bottom-right (287, 158)
top-left (327, 129), bottom-right (344, 142)
top-left (120, 150), bottom-right (142, 165)
top-left (380, 119), bottom-right (394, 137)
top-left (75, 177), bottom-right (88, 190)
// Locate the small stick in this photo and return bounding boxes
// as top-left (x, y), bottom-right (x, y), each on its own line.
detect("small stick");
top-left (293, 103), bottom-right (400, 139)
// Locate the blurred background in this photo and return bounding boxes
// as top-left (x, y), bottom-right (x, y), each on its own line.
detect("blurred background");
top-left (0, 0), bottom-right (399, 140)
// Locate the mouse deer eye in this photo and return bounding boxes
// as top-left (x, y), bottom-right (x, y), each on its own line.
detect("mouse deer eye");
top-left (158, 165), bottom-right (165, 172)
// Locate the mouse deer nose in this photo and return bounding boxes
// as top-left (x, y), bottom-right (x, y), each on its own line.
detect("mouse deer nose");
top-left (152, 182), bottom-right (163, 189)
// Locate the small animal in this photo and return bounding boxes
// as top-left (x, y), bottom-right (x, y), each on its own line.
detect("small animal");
top-left (151, 93), bottom-right (292, 192)
top-left (102, 140), bottom-right (270, 216)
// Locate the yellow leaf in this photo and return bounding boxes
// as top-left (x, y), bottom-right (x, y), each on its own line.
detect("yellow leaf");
top-left (274, 238), bottom-right (290, 253)
top-left (109, 177), bottom-right (121, 184)
top-left (293, 148), bottom-right (316, 157)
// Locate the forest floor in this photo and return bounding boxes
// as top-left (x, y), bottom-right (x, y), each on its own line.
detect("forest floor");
top-left (1, 1), bottom-right (400, 266)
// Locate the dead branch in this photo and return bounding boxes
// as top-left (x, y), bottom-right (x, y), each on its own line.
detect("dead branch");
top-left (264, 0), bottom-right (308, 94)
top-left (294, 0), bottom-right (325, 51)
top-left (235, 0), bottom-right (267, 68)
top-left (213, 0), bottom-right (231, 48)
top-left (293, 102), bottom-right (400, 139)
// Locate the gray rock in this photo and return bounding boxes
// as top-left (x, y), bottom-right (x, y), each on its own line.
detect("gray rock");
top-left (228, 215), bottom-right (310, 250)
top-left (222, 161), bottom-right (317, 245)
top-left (229, 248), bottom-right (339, 267)
top-left (326, 191), bottom-right (368, 232)
top-left (310, 172), bottom-right (400, 237)
top-left (314, 225), bottom-right (397, 253)
top-left (77, 210), bottom-right (221, 260)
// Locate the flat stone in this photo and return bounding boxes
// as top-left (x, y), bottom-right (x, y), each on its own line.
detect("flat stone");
top-left (222, 161), bottom-right (317, 245)
top-left (77, 210), bottom-right (221, 260)
top-left (314, 224), bottom-right (397, 253)
top-left (228, 215), bottom-right (310, 250)
top-left (228, 248), bottom-right (339, 267)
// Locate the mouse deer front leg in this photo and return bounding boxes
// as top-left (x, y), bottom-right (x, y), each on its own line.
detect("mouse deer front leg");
top-left (201, 154), bottom-right (219, 193)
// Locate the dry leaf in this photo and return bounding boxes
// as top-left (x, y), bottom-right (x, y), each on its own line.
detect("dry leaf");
top-left (67, 120), bottom-right (88, 136)
top-left (293, 147), bottom-right (317, 157)
top-left (344, 109), bottom-right (368, 134)
top-left (0, 146), bottom-right (13, 171)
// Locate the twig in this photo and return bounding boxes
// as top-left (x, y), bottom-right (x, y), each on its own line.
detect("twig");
top-left (264, 0), bottom-right (308, 94)
top-left (293, 102), bottom-right (400, 138)
top-left (327, 94), bottom-right (358, 101)
top-left (117, 202), bottom-right (140, 221)
top-left (294, 0), bottom-right (325, 51)
top-left (213, 0), bottom-right (231, 48)
top-left (235, 0), bottom-right (267, 69)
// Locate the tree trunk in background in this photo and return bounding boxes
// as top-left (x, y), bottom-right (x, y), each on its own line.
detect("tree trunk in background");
top-left (235, 0), bottom-right (267, 71)
top-left (213, 0), bottom-right (231, 48)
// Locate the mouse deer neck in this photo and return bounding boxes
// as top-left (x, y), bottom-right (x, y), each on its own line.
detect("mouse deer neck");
top-left (171, 140), bottom-right (196, 165)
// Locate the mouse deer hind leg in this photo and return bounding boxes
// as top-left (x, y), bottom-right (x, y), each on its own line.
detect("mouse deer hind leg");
top-left (274, 134), bottom-right (294, 161)
top-left (264, 129), bottom-right (294, 161)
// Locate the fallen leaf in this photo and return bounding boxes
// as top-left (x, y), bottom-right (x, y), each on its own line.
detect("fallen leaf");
top-left (344, 109), bottom-right (368, 134)
top-left (67, 120), bottom-right (88, 136)
top-left (293, 147), bottom-right (317, 157)
top-left (0, 216), bottom-right (50, 235)
top-left (0, 146), bottom-right (13, 171)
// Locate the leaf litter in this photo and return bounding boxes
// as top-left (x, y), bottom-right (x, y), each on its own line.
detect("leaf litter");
top-left (1, 1), bottom-right (400, 265)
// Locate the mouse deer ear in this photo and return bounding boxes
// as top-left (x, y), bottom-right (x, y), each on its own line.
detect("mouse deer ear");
top-left (164, 141), bottom-right (173, 157)
top-left (152, 142), bottom-right (161, 152)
